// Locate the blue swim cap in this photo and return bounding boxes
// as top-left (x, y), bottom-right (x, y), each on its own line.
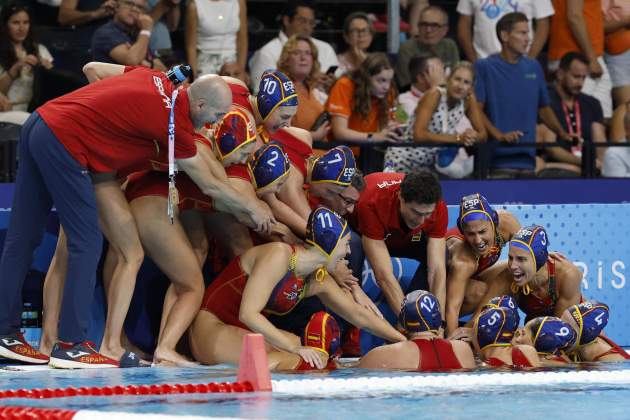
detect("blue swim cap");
top-left (215, 109), bottom-right (257, 161)
top-left (457, 193), bottom-right (499, 234)
top-left (247, 142), bottom-right (290, 190)
top-left (474, 307), bottom-right (519, 351)
top-left (398, 290), bottom-right (441, 333)
top-left (311, 146), bottom-right (357, 186)
top-left (529, 316), bottom-right (576, 354)
top-left (484, 295), bottom-right (519, 325)
top-left (305, 206), bottom-right (349, 257)
top-left (257, 70), bottom-right (298, 122)
top-left (510, 225), bottom-right (549, 272)
top-left (567, 301), bottom-right (609, 346)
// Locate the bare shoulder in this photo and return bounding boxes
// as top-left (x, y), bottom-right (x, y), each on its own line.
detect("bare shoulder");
top-left (497, 210), bottom-right (521, 239)
top-left (241, 242), bottom-right (293, 273)
top-left (448, 240), bottom-right (477, 272)
top-left (281, 126), bottom-right (313, 147)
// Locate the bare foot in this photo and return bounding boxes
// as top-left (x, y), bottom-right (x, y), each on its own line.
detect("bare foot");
top-left (153, 346), bottom-right (199, 367)
top-left (98, 343), bottom-right (127, 362)
top-left (39, 334), bottom-right (56, 356)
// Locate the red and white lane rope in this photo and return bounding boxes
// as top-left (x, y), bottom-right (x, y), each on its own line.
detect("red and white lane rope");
top-left (0, 406), bottom-right (240, 420)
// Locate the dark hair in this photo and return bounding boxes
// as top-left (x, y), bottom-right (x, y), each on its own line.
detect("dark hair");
top-left (408, 53), bottom-right (439, 82)
top-left (343, 11), bottom-right (371, 35)
top-left (350, 168), bottom-right (366, 192)
top-left (559, 51), bottom-right (589, 71)
top-left (282, 0), bottom-right (315, 20)
top-left (0, 2), bottom-right (37, 72)
top-left (400, 169), bottom-right (442, 205)
top-left (495, 12), bottom-right (528, 45)
top-left (349, 52), bottom-right (395, 127)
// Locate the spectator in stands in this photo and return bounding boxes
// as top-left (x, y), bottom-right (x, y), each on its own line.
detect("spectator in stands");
top-left (537, 52), bottom-right (606, 177)
top-left (396, 53), bottom-right (445, 119)
top-left (602, 103), bottom-right (630, 177)
top-left (326, 52), bottom-right (401, 144)
top-left (0, 3), bottom-right (53, 124)
top-left (218, 61), bottom-right (249, 86)
top-left (145, 0), bottom-right (181, 52)
top-left (277, 35), bottom-right (330, 141)
top-left (336, 12), bottom-right (373, 75)
top-left (91, 0), bottom-right (166, 70)
top-left (248, 0), bottom-right (338, 93)
top-left (602, 0), bottom-right (630, 106)
top-left (58, 0), bottom-right (116, 74)
top-left (456, 0), bottom-right (554, 61)
top-left (384, 62), bottom-right (485, 177)
top-left (396, 5), bottom-right (459, 89)
top-left (548, 0), bottom-right (612, 119)
top-left (475, 12), bottom-right (572, 178)
top-left (185, 0), bottom-right (246, 78)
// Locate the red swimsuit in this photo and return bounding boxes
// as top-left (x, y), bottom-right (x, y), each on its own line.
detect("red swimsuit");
top-left (200, 247), bottom-right (306, 330)
top-left (413, 338), bottom-right (463, 371)
top-left (486, 347), bottom-right (533, 367)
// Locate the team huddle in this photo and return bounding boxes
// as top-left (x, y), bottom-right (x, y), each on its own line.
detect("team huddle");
top-left (0, 63), bottom-right (626, 371)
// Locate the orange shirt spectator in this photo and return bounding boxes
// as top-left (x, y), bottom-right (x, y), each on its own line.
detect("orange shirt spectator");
top-left (327, 76), bottom-right (382, 133)
top-left (548, 0), bottom-right (612, 118)
top-left (549, 0), bottom-right (604, 61)
top-left (602, 0), bottom-right (630, 106)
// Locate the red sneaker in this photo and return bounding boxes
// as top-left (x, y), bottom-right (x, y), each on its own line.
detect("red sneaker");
top-left (0, 332), bottom-right (49, 364)
top-left (49, 341), bottom-right (119, 369)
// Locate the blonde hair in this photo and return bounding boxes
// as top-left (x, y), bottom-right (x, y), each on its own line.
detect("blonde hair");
top-left (277, 34), bottom-right (321, 88)
top-left (449, 61), bottom-right (474, 80)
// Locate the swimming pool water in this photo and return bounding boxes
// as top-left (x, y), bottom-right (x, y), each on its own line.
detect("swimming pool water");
top-left (2, 363), bottom-right (630, 419)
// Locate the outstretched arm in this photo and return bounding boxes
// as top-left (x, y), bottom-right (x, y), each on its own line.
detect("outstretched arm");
top-left (309, 274), bottom-right (406, 343)
top-left (362, 236), bottom-right (405, 315)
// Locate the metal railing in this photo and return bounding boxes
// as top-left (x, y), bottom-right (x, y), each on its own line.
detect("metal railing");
top-left (313, 140), bottom-right (630, 179)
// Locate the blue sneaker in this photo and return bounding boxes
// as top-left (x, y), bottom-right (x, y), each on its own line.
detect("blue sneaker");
top-left (49, 341), bottom-right (119, 369)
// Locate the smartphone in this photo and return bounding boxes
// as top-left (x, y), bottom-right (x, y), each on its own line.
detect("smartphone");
top-left (326, 65), bottom-right (339, 76)
top-left (310, 111), bottom-right (330, 131)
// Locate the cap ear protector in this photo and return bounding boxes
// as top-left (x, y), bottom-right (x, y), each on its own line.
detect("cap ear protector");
top-left (398, 290), bottom-right (441, 334)
top-left (457, 193), bottom-right (499, 234)
top-left (214, 109), bottom-right (257, 161)
top-left (529, 316), bottom-right (577, 354)
top-left (257, 70), bottom-right (298, 122)
top-left (567, 301), bottom-right (609, 347)
top-left (247, 142), bottom-right (290, 190)
top-left (311, 146), bottom-right (357, 186)
top-left (474, 307), bottom-right (519, 351)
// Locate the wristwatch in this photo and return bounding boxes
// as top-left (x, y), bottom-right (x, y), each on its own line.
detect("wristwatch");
top-left (367, 133), bottom-right (374, 142)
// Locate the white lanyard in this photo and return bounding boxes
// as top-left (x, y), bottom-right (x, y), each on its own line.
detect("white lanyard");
top-left (167, 88), bottom-right (180, 224)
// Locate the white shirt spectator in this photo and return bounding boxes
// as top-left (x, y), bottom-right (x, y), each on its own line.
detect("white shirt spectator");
top-left (248, 31), bottom-right (338, 93)
top-left (456, 0), bottom-right (554, 59)
top-left (602, 143), bottom-right (630, 177)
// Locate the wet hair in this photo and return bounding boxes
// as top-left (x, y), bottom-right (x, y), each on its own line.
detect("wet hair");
top-left (348, 52), bottom-right (395, 127)
top-left (495, 12), bottom-right (528, 45)
top-left (0, 2), bottom-right (37, 72)
top-left (408, 53), bottom-right (439, 82)
top-left (277, 34), bottom-right (321, 88)
top-left (559, 51), bottom-right (589, 71)
top-left (343, 11), bottom-right (372, 36)
top-left (400, 169), bottom-right (442, 205)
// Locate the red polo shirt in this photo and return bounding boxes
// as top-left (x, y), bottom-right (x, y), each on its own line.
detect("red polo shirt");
top-left (38, 66), bottom-right (197, 173)
top-left (352, 172), bottom-right (447, 255)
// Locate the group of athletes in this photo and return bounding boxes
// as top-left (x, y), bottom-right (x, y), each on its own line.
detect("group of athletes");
top-left (0, 62), bottom-right (627, 372)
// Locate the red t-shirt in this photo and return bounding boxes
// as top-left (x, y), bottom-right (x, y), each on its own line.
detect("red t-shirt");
top-left (352, 172), bottom-right (447, 254)
top-left (225, 163), bottom-right (252, 183)
top-left (38, 66), bottom-right (197, 173)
